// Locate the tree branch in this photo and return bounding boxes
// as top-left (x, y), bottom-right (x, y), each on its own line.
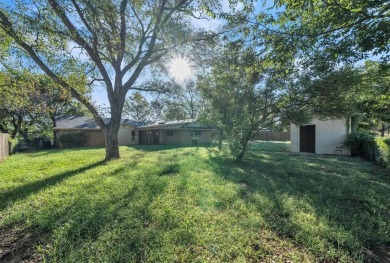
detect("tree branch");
top-left (47, 0), bottom-right (115, 104)
top-left (0, 10), bottom-right (105, 129)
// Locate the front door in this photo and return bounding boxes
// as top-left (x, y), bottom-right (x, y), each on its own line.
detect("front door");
top-left (300, 125), bottom-right (315, 153)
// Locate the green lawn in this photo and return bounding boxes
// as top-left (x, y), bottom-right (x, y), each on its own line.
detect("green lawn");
top-left (0, 142), bottom-right (389, 262)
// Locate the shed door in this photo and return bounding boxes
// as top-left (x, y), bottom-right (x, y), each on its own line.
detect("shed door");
top-left (300, 125), bottom-right (315, 153)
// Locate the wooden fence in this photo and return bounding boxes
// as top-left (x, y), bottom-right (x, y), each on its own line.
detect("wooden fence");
top-left (253, 131), bottom-right (290, 141)
top-left (0, 133), bottom-right (9, 161)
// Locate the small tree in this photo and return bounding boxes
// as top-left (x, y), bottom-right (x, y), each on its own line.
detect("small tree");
top-left (198, 48), bottom-right (284, 163)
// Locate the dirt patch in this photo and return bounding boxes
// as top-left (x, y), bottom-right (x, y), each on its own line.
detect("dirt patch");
top-left (0, 226), bottom-right (43, 263)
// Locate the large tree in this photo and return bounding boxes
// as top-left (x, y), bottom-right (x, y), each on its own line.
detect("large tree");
top-left (0, 0), bottom-right (220, 160)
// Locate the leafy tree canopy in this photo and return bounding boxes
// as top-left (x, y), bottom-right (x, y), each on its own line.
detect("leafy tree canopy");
top-left (0, 0), bottom-right (221, 159)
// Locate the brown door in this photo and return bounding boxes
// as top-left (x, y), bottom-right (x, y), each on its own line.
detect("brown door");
top-left (300, 125), bottom-right (315, 153)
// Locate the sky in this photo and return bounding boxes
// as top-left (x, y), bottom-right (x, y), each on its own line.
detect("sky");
top-left (90, 0), bottom-right (239, 107)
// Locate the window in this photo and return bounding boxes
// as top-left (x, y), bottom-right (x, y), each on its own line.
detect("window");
top-left (131, 130), bottom-right (137, 141)
top-left (194, 130), bottom-right (202, 136)
top-left (166, 130), bottom-right (173, 136)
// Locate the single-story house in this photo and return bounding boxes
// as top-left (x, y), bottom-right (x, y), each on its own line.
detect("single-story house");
top-left (137, 121), bottom-right (218, 145)
top-left (290, 117), bottom-right (351, 156)
top-left (54, 115), bottom-right (218, 148)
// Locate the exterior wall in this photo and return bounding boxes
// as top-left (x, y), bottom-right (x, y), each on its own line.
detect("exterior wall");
top-left (0, 133), bottom-right (9, 161)
top-left (56, 127), bottom-right (217, 147)
top-left (161, 130), bottom-right (181, 145)
top-left (253, 131), bottom-right (290, 141)
top-left (118, 125), bottom-right (138, 146)
top-left (290, 124), bottom-right (299, 153)
top-left (56, 130), bottom-right (105, 148)
top-left (181, 130), bottom-right (212, 144)
top-left (291, 118), bottom-right (351, 155)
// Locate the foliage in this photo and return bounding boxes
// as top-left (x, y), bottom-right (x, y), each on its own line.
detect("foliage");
top-left (355, 61), bottom-right (390, 136)
top-left (191, 137), bottom-right (200, 146)
top-left (0, 144), bottom-right (389, 262)
top-left (58, 132), bottom-right (87, 148)
top-left (0, 69), bottom-right (88, 146)
top-left (0, 0), bottom-right (221, 160)
top-left (165, 80), bottom-right (204, 120)
top-left (344, 132), bottom-right (376, 160)
top-left (238, 0), bottom-right (390, 64)
top-left (123, 92), bottom-right (151, 122)
top-left (281, 66), bottom-right (362, 124)
top-left (345, 132), bottom-right (390, 167)
top-left (375, 137), bottom-right (390, 167)
top-left (198, 47), bottom-right (289, 163)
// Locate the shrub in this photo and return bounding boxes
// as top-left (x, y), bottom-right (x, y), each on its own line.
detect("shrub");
top-left (344, 132), bottom-right (376, 161)
top-left (59, 132), bottom-right (87, 148)
top-left (32, 136), bottom-right (52, 150)
top-left (192, 137), bottom-right (200, 146)
top-left (375, 137), bottom-right (390, 167)
top-left (345, 132), bottom-right (390, 167)
top-left (8, 137), bottom-right (19, 154)
top-left (8, 138), bottom-right (29, 153)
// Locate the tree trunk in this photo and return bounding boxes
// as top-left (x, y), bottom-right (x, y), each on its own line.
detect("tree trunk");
top-left (218, 129), bottom-right (223, 150)
top-left (234, 132), bottom-right (252, 164)
top-left (51, 114), bottom-right (57, 147)
top-left (103, 125), bottom-right (120, 160)
top-left (380, 123), bottom-right (385, 137)
top-left (102, 102), bottom-right (123, 161)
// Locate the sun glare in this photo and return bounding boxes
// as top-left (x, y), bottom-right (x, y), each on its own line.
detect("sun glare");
top-left (168, 56), bottom-right (192, 82)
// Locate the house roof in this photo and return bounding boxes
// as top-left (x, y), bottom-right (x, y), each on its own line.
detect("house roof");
top-left (53, 115), bottom-right (145, 130)
top-left (53, 116), bottom-right (217, 131)
top-left (138, 120), bottom-right (216, 130)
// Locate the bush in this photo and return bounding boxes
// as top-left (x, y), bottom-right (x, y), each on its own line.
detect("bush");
top-left (375, 137), bottom-right (390, 167)
top-left (192, 137), bottom-right (200, 146)
top-left (8, 138), bottom-right (29, 153)
top-left (32, 136), bottom-right (52, 150)
top-left (345, 132), bottom-right (390, 167)
top-left (344, 132), bottom-right (376, 160)
top-left (59, 132), bottom-right (87, 148)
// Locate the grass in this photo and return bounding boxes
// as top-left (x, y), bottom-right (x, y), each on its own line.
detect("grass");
top-left (0, 142), bottom-right (389, 262)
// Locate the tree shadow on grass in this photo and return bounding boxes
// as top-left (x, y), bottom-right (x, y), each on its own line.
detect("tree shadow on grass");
top-left (1, 154), bottom-right (201, 262)
top-left (0, 160), bottom-right (106, 211)
top-left (131, 144), bottom-right (212, 152)
top-left (207, 151), bottom-right (390, 262)
top-left (28, 170), bottom-right (192, 262)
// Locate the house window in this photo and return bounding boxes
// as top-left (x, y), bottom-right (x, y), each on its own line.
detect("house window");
top-left (194, 130), bottom-right (202, 136)
top-left (166, 130), bottom-right (173, 136)
top-left (131, 130), bottom-right (137, 141)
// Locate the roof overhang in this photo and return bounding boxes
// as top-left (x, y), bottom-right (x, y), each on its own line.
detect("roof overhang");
top-left (53, 128), bottom-right (101, 131)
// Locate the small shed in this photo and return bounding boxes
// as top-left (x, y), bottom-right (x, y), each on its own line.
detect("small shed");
top-left (290, 117), bottom-right (351, 156)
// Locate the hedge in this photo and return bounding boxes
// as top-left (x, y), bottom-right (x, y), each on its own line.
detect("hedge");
top-left (345, 132), bottom-right (390, 168)
top-left (59, 132), bottom-right (87, 148)
top-left (375, 137), bottom-right (390, 167)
